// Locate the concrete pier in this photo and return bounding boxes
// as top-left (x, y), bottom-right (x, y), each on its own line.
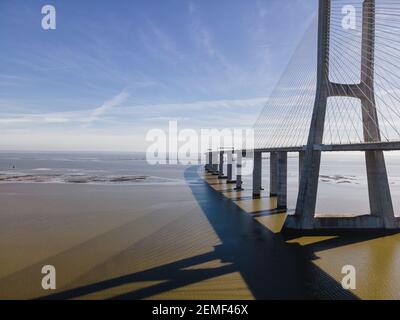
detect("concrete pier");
top-left (227, 150), bottom-right (236, 184)
top-left (277, 152), bottom-right (287, 210)
top-left (360, 0), bottom-right (395, 227)
top-left (252, 151), bottom-right (262, 198)
top-left (206, 151), bottom-right (213, 172)
top-left (270, 152), bottom-right (278, 197)
top-left (235, 151), bottom-right (245, 191)
top-left (286, 0), bottom-right (330, 229)
top-left (212, 152), bottom-right (219, 175)
top-left (218, 151), bottom-right (227, 179)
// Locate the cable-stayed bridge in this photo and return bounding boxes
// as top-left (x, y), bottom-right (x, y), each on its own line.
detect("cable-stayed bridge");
top-left (206, 0), bottom-right (400, 231)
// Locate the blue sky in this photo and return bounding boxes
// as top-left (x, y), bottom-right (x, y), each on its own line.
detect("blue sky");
top-left (0, 0), bottom-right (316, 151)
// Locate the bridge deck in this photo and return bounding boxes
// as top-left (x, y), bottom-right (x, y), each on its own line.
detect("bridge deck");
top-left (240, 141), bottom-right (400, 154)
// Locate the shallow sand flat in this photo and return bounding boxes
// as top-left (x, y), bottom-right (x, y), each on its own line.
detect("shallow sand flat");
top-left (1, 166), bottom-right (400, 299)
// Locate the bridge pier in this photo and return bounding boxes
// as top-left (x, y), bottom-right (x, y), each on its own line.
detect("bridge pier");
top-left (211, 152), bottom-right (219, 175)
top-left (252, 151), bottom-right (262, 198)
top-left (218, 150), bottom-right (227, 179)
top-left (270, 152), bottom-right (278, 196)
top-left (277, 152), bottom-right (288, 210)
top-left (206, 150), bottom-right (213, 172)
top-left (366, 151), bottom-right (395, 227)
top-left (235, 150), bottom-right (245, 191)
top-left (227, 150), bottom-right (236, 184)
top-left (360, 0), bottom-right (395, 228)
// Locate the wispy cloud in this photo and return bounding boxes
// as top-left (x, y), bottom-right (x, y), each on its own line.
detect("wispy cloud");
top-left (0, 91), bottom-right (130, 126)
top-left (138, 20), bottom-right (185, 66)
top-left (187, 1), bottom-right (232, 68)
top-left (87, 90), bottom-right (130, 123)
top-left (0, 96), bottom-right (267, 127)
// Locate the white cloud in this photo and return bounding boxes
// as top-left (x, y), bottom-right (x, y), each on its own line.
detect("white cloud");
top-left (0, 96), bottom-right (267, 127)
top-left (0, 118), bottom-right (33, 124)
top-left (87, 90), bottom-right (130, 122)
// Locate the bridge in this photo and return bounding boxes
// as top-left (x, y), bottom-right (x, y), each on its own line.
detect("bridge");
top-left (205, 0), bottom-right (400, 231)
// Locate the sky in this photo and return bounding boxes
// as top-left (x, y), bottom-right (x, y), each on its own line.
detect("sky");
top-left (0, 0), bottom-right (317, 151)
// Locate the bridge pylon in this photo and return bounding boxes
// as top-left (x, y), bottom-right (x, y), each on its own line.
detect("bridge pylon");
top-left (284, 0), bottom-right (399, 231)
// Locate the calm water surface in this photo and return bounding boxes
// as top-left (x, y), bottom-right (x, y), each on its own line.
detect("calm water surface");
top-left (1, 151), bottom-right (400, 299)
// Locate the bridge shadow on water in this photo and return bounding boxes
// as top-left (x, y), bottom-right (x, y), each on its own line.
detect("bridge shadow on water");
top-left (41, 166), bottom-right (393, 300)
